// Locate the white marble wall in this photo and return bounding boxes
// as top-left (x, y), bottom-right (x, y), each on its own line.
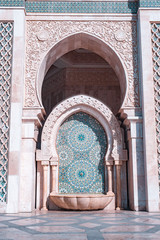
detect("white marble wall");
top-left (138, 8), bottom-right (160, 211)
top-left (0, 8), bottom-right (25, 213)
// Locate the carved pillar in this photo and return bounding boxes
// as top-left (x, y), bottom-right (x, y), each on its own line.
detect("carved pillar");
top-left (106, 161), bottom-right (114, 196)
top-left (50, 161), bottom-right (58, 194)
top-left (115, 160), bottom-right (122, 210)
top-left (41, 160), bottom-right (49, 210)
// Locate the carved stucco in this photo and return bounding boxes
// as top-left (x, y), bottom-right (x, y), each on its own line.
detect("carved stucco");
top-left (25, 20), bottom-right (139, 108)
top-left (41, 95), bottom-right (124, 161)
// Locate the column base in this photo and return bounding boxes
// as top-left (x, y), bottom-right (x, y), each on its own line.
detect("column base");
top-left (116, 207), bottom-right (121, 210)
top-left (41, 207), bottom-right (48, 211)
top-left (107, 191), bottom-right (114, 197)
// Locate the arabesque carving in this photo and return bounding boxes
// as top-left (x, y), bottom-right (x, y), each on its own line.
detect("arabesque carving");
top-left (25, 20), bottom-right (139, 108)
top-left (42, 95), bottom-right (123, 160)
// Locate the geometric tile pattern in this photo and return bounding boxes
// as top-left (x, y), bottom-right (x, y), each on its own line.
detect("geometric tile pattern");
top-left (25, 1), bottom-right (139, 14)
top-left (151, 23), bottom-right (160, 191)
top-left (0, 22), bottom-right (13, 202)
top-left (140, 0), bottom-right (160, 7)
top-left (1, 211), bottom-right (160, 239)
top-left (1, 1), bottom-right (160, 13)
top-left (0, 0), bottom-right (24, 7)
top-left (56, 112), bottom-right (107, 194)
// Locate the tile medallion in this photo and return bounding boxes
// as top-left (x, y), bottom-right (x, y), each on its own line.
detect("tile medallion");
top-left (56, 112), bottom-right (107, 194)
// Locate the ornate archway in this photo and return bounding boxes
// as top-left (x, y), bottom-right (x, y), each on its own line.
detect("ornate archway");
top-left (37, 32), bottom-right (128, 110)
top-left (37, 95), bottom-right (127, 210)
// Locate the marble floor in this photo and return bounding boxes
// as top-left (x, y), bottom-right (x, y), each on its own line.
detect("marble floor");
top-left (0, 210), bottom-right (160, 239)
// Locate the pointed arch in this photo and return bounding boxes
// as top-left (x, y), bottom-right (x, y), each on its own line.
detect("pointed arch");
top-left (37, 32), bottom-right (128, 110)
top-left (41, 95), bottom-right (125, 162)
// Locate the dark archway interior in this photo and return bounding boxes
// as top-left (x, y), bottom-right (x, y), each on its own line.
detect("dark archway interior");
top-left (42, 48), bottom-right (121, 117)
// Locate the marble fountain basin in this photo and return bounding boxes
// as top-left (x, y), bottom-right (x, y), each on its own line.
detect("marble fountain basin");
top-left (50, 193), bottom-right (114, 210)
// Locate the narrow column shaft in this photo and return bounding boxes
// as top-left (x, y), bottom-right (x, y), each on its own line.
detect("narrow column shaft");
top-left (116, 164), bottom-right (122, 210)
top-left (106, 165), bottom-right (114, 195)
top-left (51, 165), bottom-right (57, 193)
top-left (42, 163), bottom-right (49, 210)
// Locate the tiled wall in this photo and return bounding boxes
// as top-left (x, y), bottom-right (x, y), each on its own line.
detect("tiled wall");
top-left (57, 112), bottom-right (107, 194)
top-left (0, 22), bottom-right (13, 202)
top-left (25, 1), bottom-right (138, 14)
top-left (139, 0), bottom-right (160, 7)
top-left (0, 0), bottom-right (24, 7)
top-left (1, 0), bottom-right (159, 13)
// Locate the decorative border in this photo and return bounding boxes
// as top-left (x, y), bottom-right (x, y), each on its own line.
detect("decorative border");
top-left (151, 23), bottom-right (160, 191)
top-left (1, 1), bottom-right (160, 13)
top-left (139, 0), bottom-right (160, 7)
top-left (25, 1), bottom-right (138, 14)
top-left (0, 0), bottom-right (24, 7)
top-left (0, 22), bottom-right (13, 202)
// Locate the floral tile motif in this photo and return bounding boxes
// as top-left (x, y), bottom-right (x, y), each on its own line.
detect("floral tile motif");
top-left (56, 112), bottom-right (107, 194)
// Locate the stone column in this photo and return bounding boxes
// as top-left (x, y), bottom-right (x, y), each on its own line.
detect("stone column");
top-left (19, 120), bottom-right (39, 212)
top-left (50, 161), bottom-right (58, 194)
top-left (138, 9), bottom-right (159, 212)
top-left (115, 160), bottom-right (122, 210)
top-left (41, 161), bottom-right (49, 210)
top-left (123, 117), bottom-right (146, 211)
top-left (106, 161), bottom-right (114, 196)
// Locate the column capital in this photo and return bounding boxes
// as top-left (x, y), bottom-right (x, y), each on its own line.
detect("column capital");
top-left (50, 161), bottom-right (58, 166)
top-left (50, 156), bottom-right (58, 163)
top-left (115, 160), bottom-right (123, 166)
top-left (41, 160), bottom-right (49, 166)
top-left (106, 161), bottom-right (114, 166)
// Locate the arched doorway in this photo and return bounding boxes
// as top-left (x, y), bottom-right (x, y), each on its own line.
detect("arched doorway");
top-left (37, 95), bottom-right (127, 210)
top-left (35, 33), bottom-right (128, 211)
top-left (37, 33), bottom-right (128, 111)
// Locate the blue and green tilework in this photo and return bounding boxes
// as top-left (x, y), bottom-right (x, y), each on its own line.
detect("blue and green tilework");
top-left (56, 112), bottom-right (107, 194)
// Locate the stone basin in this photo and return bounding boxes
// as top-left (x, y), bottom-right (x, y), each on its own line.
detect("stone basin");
top-left (50, 193), bottom-right (114, 210)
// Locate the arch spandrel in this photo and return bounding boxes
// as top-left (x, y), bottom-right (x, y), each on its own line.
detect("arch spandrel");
top-left (41, 95), bottom-right (124, 162)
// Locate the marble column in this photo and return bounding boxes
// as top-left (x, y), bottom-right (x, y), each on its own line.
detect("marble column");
top-left (115, 160), bottom-right (122, 210)
top-left (106, 161), bottom-right (114, 196)
top-left (50, 161), bottom-right (58, 194)
top-left (41, 160), bottom-right (49, 210)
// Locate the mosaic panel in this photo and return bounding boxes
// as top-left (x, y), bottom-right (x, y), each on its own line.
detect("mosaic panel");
top-left (151, 23), bottom-right (160, 191)
top-left (140, 0), bottom-right (160, 7)
top-left (56, 112), bottom-right (107, 194)
top-left (0, 22), bottom-right (13, 202)
top-left (1, 0), bottom-right (160, 12)
top-left (25, 1), bottom-right (138, 14)
top-left (0, 0), bottom-right (24, 7)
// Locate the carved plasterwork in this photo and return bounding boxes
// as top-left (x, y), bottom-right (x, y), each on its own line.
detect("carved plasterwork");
top-left (41, 95), bottom-right (124, 161)
top-left (25, 20), bottom-right (139, 108)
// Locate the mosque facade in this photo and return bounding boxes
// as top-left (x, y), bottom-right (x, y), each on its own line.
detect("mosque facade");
top-left (0, 0), bottom-right (160, 213)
